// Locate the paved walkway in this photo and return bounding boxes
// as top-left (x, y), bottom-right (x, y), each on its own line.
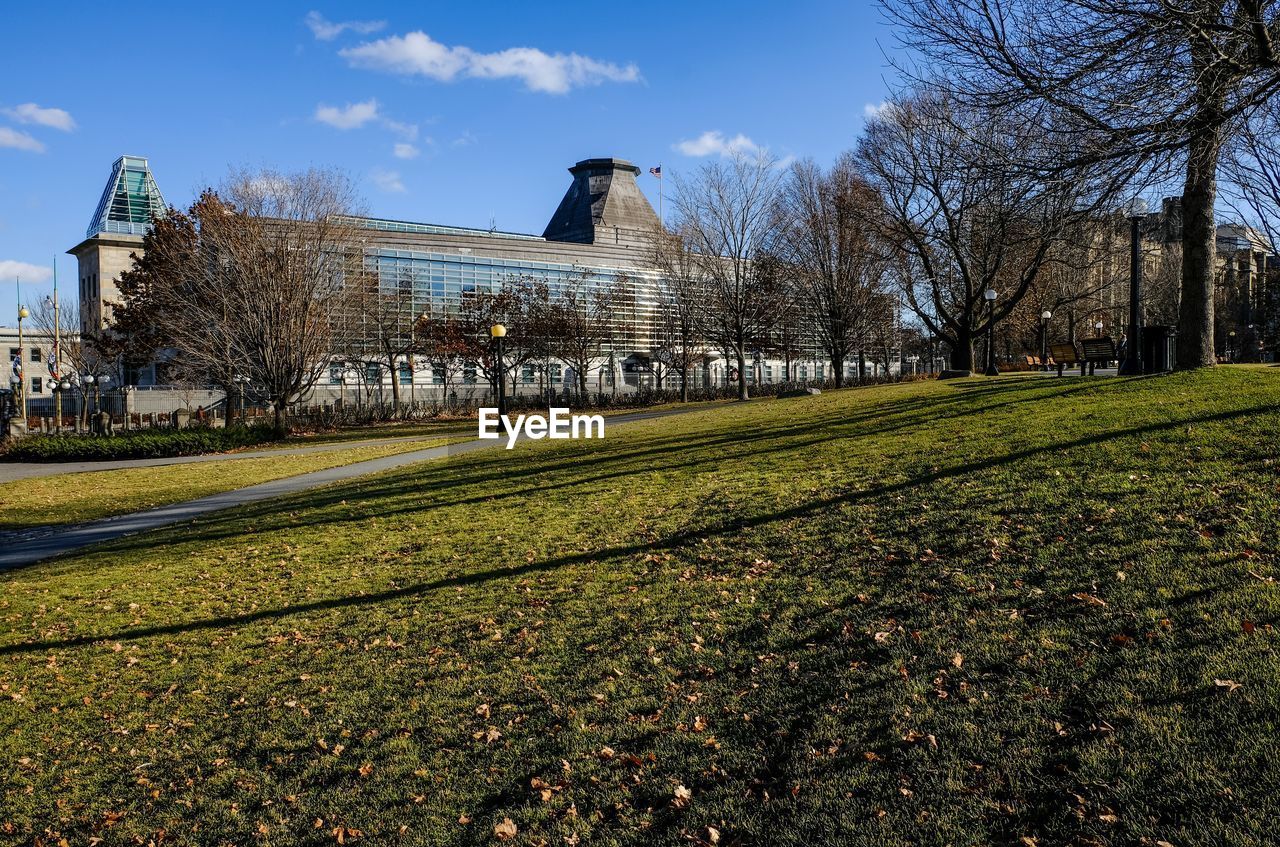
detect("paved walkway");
top-left (0, 407), bottom-right (701, 571)
top-left (0, 432), bottom-right (469, 483)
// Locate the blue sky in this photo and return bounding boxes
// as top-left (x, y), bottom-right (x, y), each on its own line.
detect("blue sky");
top-left (1, 1), bottom-right (898, 320)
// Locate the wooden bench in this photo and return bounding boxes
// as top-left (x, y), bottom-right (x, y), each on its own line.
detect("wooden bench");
top-left (1023, 354), bottom-right (1058, 371)
top-left (1079, 337), bottom-right (1117, 374)
top-left (1049, 342), bottom-right (1083, 376)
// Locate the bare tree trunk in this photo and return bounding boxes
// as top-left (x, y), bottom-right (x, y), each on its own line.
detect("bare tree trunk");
top-left (272, 401), bottom-right (287, 438)
top-left (1177, 127), bottom-right (1222, 370)
top-left (831, 351), bottom-right (844, 388)
top-left (950, 328), bottom-right (974, 371)
top-left (736, 348), bottom-right (749, 400)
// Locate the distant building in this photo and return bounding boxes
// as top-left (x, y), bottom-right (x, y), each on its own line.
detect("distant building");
top-left (2, 325), bottom-right (78, 399)
top-left (67, 155), bottom-right (901, 396)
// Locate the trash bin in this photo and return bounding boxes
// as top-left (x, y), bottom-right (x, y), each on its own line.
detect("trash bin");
top-left (1142, 325), bottom-right (1177, 374)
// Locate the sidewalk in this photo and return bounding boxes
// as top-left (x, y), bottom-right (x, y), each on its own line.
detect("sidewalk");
top-left (0, 406), bottom-right (703, 571)
top-left (0, 432), bottom-right (460, 483)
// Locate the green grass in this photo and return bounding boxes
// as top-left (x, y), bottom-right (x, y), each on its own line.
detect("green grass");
top-left (0, 438), bottom-right (456, 529)
top-left (3, 369), bottom-right (1280, 845)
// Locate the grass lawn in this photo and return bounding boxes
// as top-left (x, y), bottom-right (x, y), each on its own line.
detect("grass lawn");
top-left (0, 438), bottom-right (458, 530)
top-left (3, 369), bottom-right (1280, 845)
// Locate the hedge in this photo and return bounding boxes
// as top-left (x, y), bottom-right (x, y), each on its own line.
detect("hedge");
top-left (1, 424), bottom-right (282, 463)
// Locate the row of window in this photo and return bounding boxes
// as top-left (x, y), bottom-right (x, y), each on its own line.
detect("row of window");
top-left (7, 347), bottom-right (43, 363)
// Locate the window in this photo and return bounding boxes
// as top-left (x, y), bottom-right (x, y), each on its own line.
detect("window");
top-left (521, 364), bottom-right (535, 384)
top-left (329, 365), bottom-right (343, 385)
top-left (29, 347), bottom-right (41, 363)
top-left (7, 348), bottom-right (18, 361)
top-left (30, 377), bottom-right (42, 394)
top-left (462, 363), bottom-right (477, 385)
top-left (432, 366), bottom-right (444, 385)
top-left (365, 363), bottom-right (381, 383)
top-left (549, 364), bottom-right (562, 384)
top-left (398, 362), bottom-right (412, 385)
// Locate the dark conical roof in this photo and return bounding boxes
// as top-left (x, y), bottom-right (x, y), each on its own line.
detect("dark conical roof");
top-left (542, 158), bottom-right (660, 247)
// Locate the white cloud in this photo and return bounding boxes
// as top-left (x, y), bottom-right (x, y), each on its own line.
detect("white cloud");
top-left (0, 259), bottom-right (53, 284)
top-left (2, 103), bottom-right (76, 132)
top-left (0, 127), bottom-right (44, 153)
top-left (393, 142), bottom-right (419, 159)
top-left (305, 11), bottom-right (385, 41)
top-left (383, 118), bottom-right (418, 140)
top-left (339, 31), bottom-right (640, 94)
top-left (314, 99), bottom-right (380, 129)
top-left (371, 168), bottom-right (406, 193)
top-left (673, 130), bottom-right (760, 158)
top-left (863, 101), bottom-right (893, 120)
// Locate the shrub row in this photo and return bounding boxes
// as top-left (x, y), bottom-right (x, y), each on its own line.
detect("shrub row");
top-left (1, 424), bottom-right (282, 463)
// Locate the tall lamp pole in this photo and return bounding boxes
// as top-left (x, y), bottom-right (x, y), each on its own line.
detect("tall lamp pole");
top-left (1119, 199), bottom-right (1147, 375)
top-left (983, 288), bottom-right (999, 376)
top-left (15, 300), bottom-right (28, 425)
top-left (490, 324), bottom-right (507, 419)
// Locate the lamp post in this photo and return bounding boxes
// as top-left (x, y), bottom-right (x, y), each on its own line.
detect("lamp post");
top-left (490, 324), bottom-right (507, 420)
top-left (1228, 330), bottom-right (1237, 363)
top-left (234, 374), bottom-right (250, 424)
top-left (1040, 310), bottom-right (1052, 363)
top-left (15, 304), bottom-right (28, 425)
top-left (83, 374), bottom-right (97, 416)
top-left (1119, 198), bottom-right (1147, 375)
top-left (983, 288), bottom-right (999, 376)
top-left (57, 379), bottom-right (70, 434)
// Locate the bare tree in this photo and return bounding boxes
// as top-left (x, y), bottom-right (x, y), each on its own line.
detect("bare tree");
top-left (672, 151), bottom-right (786, 400)
top-left (30, 298), bottom-right (114, 427)
top-left (881, 0), bottom-right (1280, 369)
top-left (774, 155), bottom-right (893, 387)
top-left (858, 90), bottom-right (1116, 371)
top-left (344, 265), bottom-right (417, 413)
top-left (648, 226), bottom-right (706, 401)
top-left (117, 168), bottom-right (364, 435)
top-left (547, 272), bottom-right (626, 400)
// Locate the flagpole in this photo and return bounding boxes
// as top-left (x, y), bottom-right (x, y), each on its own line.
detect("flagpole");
top-left (658, 164), bottom-right (663, 226)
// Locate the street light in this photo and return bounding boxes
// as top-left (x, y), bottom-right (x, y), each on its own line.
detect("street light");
top-left (983, 288), bottom-right (999, 376)
top-left (490, 324), bottom-right (508, 421)
top-left (1228, 329), bottom-right (1237, 363)
top-left (1040, 310), bottom-right (1052, 363)
top-left (234, 374), bottom-right (250, 423)
top-left (1119, 198), bottom-right (1147, 375)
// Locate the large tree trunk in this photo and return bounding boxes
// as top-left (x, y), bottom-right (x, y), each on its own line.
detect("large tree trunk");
top-left (1177, 124), bottom-right (1222, 370)
top-left (736, 348), bottom-right (749, 401)
top-left (389, 362), bottom-right (402, 413)
top-left (272, 400), bottom-right (288, 438)
top-left (831, 350), bottom-right (844, 388)
top-left (950, 327), bottom-right (974, 371)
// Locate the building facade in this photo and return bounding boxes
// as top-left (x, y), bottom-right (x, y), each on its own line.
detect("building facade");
top-left (69, 155), bottom-right (897, 402)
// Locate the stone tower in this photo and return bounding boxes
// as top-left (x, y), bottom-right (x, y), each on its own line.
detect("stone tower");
top-left (542, 158), bottom-right (660, 249)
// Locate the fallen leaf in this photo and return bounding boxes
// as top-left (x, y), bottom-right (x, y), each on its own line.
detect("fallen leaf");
top-left (493, 818), bottom-right (518, 841)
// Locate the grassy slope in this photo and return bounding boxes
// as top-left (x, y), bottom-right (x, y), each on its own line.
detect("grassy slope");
top-left (0, 438), bottom-right (456, 529)
top-left (2, 370), bottom-right (1280, 846)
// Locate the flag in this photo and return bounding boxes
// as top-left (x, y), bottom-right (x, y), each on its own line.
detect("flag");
top-left (649, 165), bottom-right (661, 178)
top-left (9, 355), bottom-right (20, 379)
top-left (47, 343), bottom-right (59, 379)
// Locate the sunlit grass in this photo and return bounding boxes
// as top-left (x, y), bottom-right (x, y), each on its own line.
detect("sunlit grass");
top-left (2, 369), bottom-right (1280, 845)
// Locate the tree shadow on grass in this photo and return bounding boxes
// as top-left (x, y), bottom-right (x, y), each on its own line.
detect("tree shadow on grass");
top-left (3, 398), bottom-right (1267, 659)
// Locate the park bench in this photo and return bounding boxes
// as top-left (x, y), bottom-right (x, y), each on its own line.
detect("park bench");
top-left (1079, 337), bottom-right (1117, 375)
top-left (1049, 342), bottom-right (1084, 376)
top-left (1024, 354), bottom-right (1057, 371)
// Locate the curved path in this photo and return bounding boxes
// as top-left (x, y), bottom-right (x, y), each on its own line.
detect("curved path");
top-left (0, 407), bottom-right (704, 571)
top-left (0, 432), bottom-right (465, 483)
